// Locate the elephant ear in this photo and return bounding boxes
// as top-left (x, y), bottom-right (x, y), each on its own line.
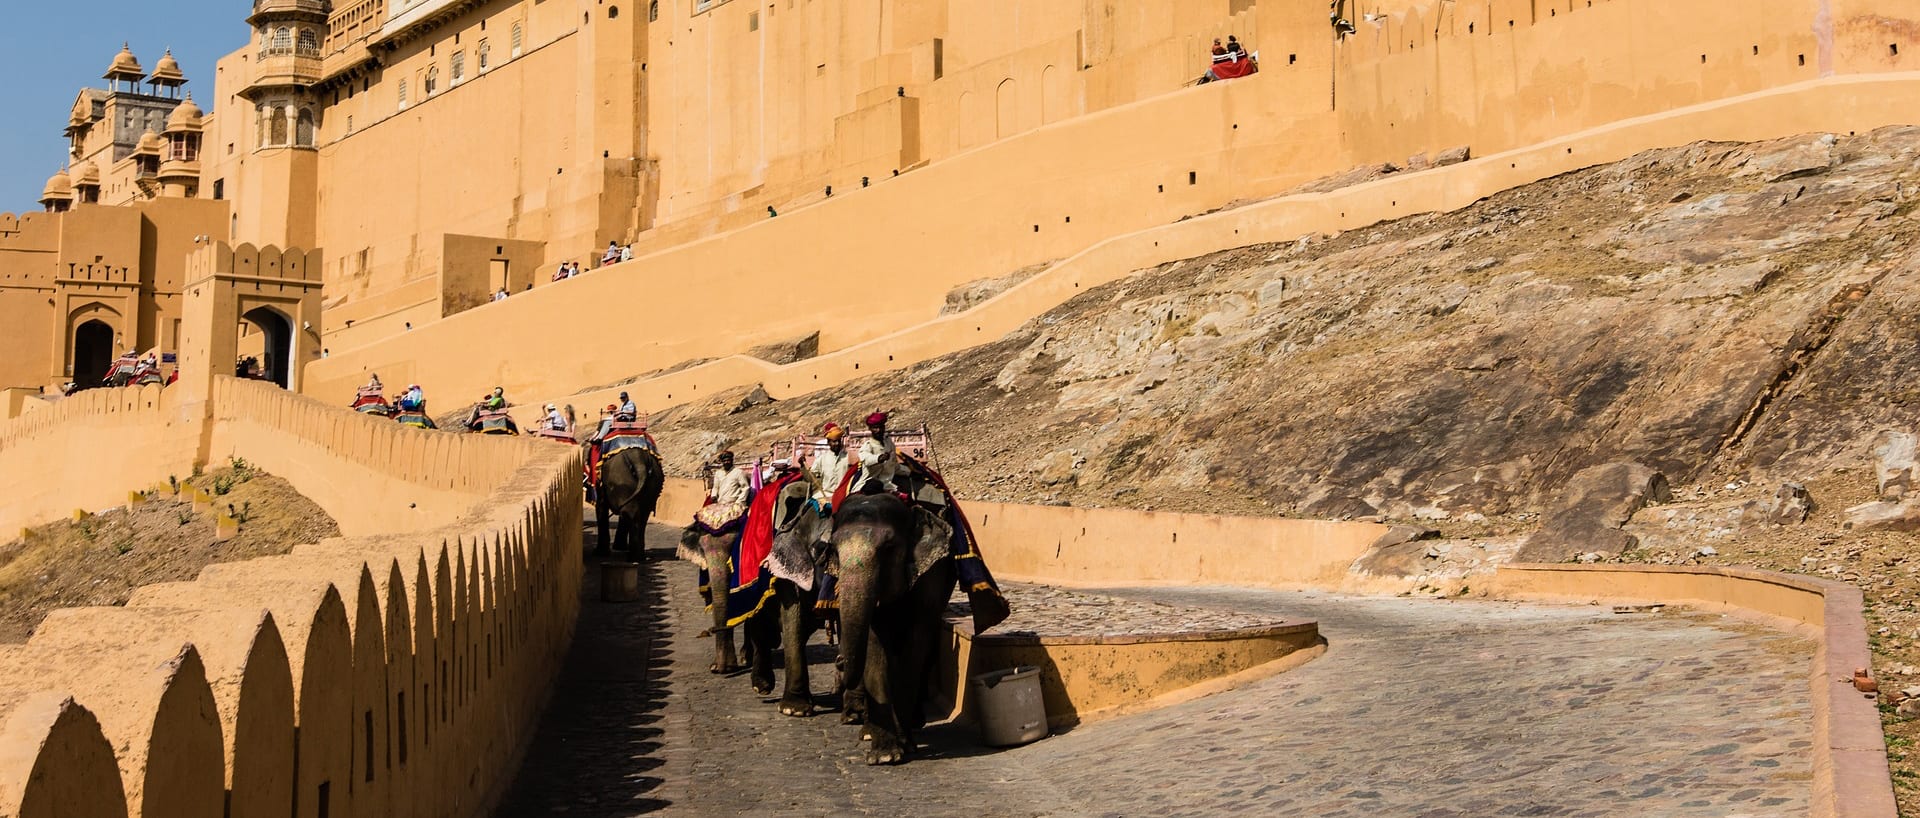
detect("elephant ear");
top-left (910, 507), bottom-right (954, 583)
top-left (768, 487), bottom-right (823, 591)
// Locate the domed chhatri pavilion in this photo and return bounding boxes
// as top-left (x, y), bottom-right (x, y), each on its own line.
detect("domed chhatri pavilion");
top-left (0, 44), bottom-right (224, 398)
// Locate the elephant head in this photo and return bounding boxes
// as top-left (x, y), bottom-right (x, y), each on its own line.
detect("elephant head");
top-left (767, 479), bottom-right (833, 590)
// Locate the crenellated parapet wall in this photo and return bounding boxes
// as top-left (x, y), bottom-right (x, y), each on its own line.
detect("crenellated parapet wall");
top-left (0, 376), bottom-right (581, 818)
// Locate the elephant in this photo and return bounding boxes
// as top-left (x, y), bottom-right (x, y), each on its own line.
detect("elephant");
top-left (828, 491), bottom-right (958, 765)
top-left (679, 520), bottom-right (752, 675)
top-left (593, 445), bottom-right (663, 558)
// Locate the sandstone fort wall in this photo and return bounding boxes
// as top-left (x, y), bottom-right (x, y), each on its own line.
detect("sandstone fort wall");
top-left (305, 0), bottom-right (1920, 411)
top-left (0, 377), bottom-right (580, 818)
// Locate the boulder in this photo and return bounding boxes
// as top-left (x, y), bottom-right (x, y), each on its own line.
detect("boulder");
top-left (1517, 462), bottom-right (1670, 562)
top-left (1435, 146), bottom-right (1472, 167)
top-left (745, 332), bottom-right (821, 365)
top-left (1033, 451), bottom-right (1078, 486)
top-left (1845, 500), bottom-right (1920, 532)
top-left (1768, 482), bottom-right (1815, 524)
top-left (1874, 431), bottom-right (1917, 501)
top-left (729, 384), bottom-right (776, 414)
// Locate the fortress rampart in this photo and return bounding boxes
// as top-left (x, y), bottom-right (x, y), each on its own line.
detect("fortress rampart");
top-left (0, 377), bottom-right (580, 818)
top-left (305, 0), bottom-right (1920, 410)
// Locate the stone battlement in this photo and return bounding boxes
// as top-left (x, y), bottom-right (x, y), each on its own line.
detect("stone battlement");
top-left (0, 377), bottom-right (580, 818)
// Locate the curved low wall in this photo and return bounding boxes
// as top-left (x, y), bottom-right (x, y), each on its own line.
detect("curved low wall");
top-left (947, 622), bottom-right (1324, 730)
top-left (0, 378), bottom-right (582, 818)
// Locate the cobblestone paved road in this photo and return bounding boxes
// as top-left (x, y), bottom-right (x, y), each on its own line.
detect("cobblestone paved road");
top-left (498, 524), bottom-right (1815, 817)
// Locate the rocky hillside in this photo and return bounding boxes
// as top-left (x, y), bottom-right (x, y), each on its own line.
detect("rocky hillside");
top-left (654, 128), bottom-right (1920, 527)
top-left (646, 128), bottom-right (1920, 808)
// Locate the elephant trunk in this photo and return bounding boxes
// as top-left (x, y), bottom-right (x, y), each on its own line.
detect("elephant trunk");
top-left (835, 526), bottom-right (880, 709)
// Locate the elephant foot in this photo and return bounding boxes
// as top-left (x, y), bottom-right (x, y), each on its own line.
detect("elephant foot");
top-left (859, 725), bottom-right (873, 742)
top-left (751, 676), bottom-right (775, 696)
top-left (779, 694), bottom-right (815, 717)
top-left (865, 736), bottom-right (907, 766)
top-left (710, 661), bottom-right (743, 675)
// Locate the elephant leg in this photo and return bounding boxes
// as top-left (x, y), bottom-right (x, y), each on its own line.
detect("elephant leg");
top-left (778, 585), bottom-right (815, 716)
top-left (594, 501), bottom-right (613, 555)
top-left (862, 627), bottom-right (907, 765)
top-left (893, 570), bottom-right (954, 743)
top-left (614, 510), bottom-right (635, 556)
top-left (629, 505), bottom-right (652, 564)
top-left (839, 650), bottom-right (867, 725)
top-left (748, 605), bottom-right (778, 696)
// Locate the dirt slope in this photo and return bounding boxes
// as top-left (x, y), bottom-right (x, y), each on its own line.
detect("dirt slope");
top-left (655, 128), bottom-right (1920, 515)
top-left (0, 462), bottom-right (340, 642)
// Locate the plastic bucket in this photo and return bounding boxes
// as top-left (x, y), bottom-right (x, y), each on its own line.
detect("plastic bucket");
top-left (969, 665), bottom-right (1048, 747)
top-left (601, 562), bottom-right (642, 603)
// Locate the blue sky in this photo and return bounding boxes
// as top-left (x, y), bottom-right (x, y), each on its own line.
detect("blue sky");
top-left (0, 4), bottom-right (249, 213)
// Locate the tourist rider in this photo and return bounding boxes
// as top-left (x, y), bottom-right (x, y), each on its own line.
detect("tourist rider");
top-left (812, 422), bottom-right (852, 504)
top-left (542, 402), bottom-right (568, 432)
top-left (486, 387), bottom-right (507, 410)
top-left (618, 391), bottom-right (638, 421)
top-left (710, 450), bottom-right (751, 506)
top-left (589, 404), bottom-right (617, 444)
top-left (854, 411), bottom-right (904, 494)
top-left (399, 384), bottom-right (425, 411)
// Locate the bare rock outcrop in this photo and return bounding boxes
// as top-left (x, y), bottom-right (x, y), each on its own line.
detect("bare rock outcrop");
top-left (652, 128), bottom-right (1920, 532)
top-left (1517, 463), bottom-right (1671, 562)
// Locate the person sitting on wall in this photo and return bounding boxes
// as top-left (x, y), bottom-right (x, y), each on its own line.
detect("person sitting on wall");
top-left (494, 287), bottom-right (509, 302)
top-left (602, 241), bottom-right (621, 267)
top-left (552, 262), bottom-right (571, 282)
top-left (619, 244), bottom-right (635, 263)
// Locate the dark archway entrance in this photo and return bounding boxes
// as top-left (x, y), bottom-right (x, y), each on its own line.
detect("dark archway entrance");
top-left (241, 307), bottom-right (293, 388)
top-left (72, 320), bottom-right (114, 388)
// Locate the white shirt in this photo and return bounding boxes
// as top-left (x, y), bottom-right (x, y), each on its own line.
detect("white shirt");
top-left (812, 445), bottom-right (852, 497)
top-left (711, 467), bottom-right (751, 506)
top-left (855, 433), bottom-right (902, 492)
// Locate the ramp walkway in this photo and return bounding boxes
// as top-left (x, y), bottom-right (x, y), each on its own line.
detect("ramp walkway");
top-left (498, 523), bottom-right (1813, 817)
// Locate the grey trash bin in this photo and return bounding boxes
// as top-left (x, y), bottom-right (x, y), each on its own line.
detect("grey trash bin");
top-left (601, 562), bottom-right (641, 602)
top-left (969, 665), bottom-right (1048, 747)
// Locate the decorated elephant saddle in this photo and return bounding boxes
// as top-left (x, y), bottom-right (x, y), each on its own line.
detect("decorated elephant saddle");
top-left (693, 501), bottom-right (749, 535)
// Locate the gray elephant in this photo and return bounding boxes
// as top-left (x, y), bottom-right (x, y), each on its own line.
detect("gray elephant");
top-left (678, 518), bottom-right (755, 674)
top-left (828, 491), bottom-right (958, 765)
top-left (593, 445), bottom-right (663, 557)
